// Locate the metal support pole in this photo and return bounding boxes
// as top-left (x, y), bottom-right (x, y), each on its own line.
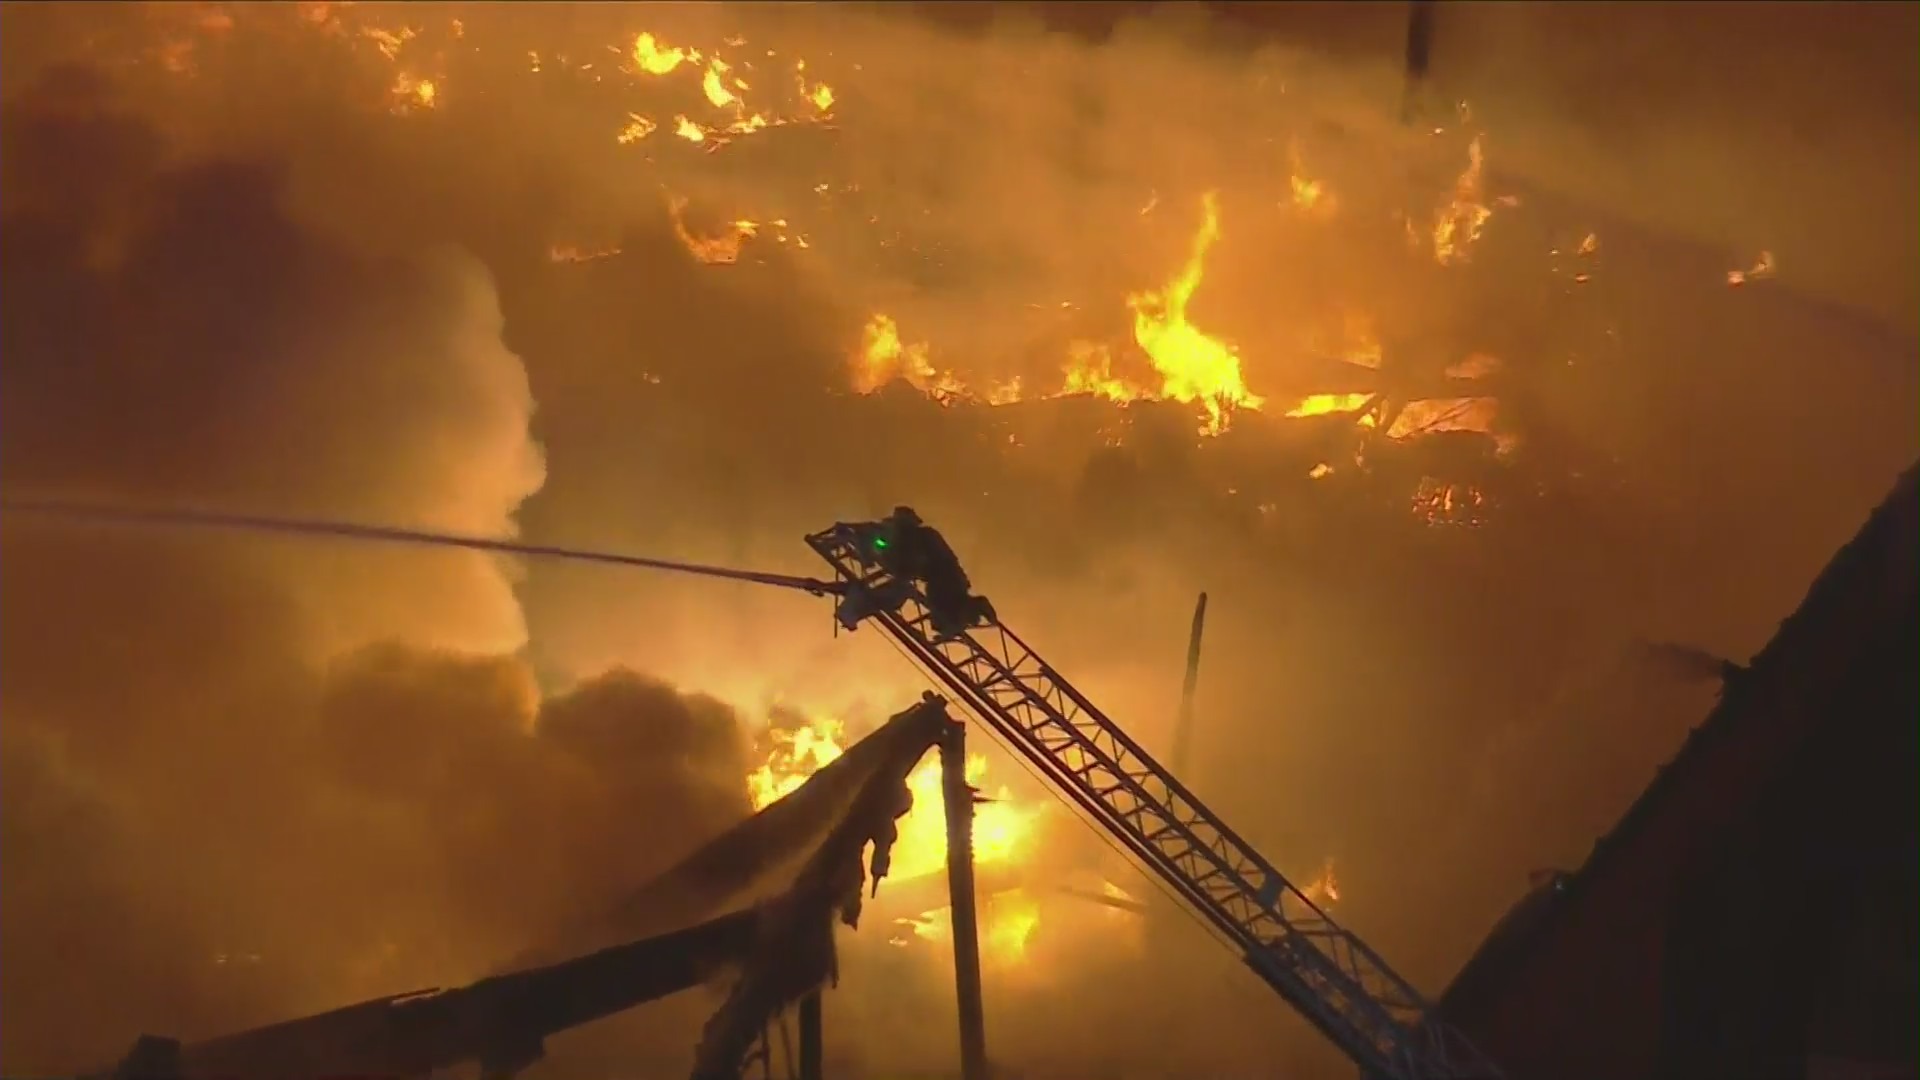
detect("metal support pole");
top-left (797, 991), bottom-right (823, 1080)
top-left (1168, 592), bottom-right (1208, 777)
top-left (941, 721), bottom-right (990, 1080)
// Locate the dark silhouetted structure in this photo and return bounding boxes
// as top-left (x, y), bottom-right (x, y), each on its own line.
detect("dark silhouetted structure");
top-left (1440, 465), bottom-right (1919, 1080)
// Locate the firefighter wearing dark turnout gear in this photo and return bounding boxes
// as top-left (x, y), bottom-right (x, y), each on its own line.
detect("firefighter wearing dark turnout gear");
top-left (853, 507), bottom-right (997, 639)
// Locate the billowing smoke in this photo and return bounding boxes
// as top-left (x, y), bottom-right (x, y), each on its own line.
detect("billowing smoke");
top-left (1, 3), bottom-right (1914, 1078)
top-left (0, 62), bottom-right (749, 1074)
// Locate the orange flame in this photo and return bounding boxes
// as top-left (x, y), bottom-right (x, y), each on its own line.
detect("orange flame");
top-left (1128, 193), bottom-right (1264, 435)
top-left (850, 315), bottom-right (966, 403)
top-left (1432, 137), bottom-right (1493, 266)
top-left (667, 196), bottom-right (758, 264)
top-left (389, 72), bottom-right (437, 114)
top-left (1058, 341), bottom-right (1146, 404)
top-left (1286, 393), bottom-right (1373, 419)
top-left (1287, 141), bottom-right (1336, 218)
top-left (630, 31), bottom-right (693, 75)
top-left (616, 113), bottom-right (657, 144)
top-left (747, 711), bottom-right (1045, 962)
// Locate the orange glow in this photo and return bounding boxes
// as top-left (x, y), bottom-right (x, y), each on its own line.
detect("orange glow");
top-left (1444, 353), bottom-right (1501, 380)
top-left (1727, 249), bottom-right (1776, 286)
top-left (1340, 311), bottom-right (1384, 369)
top-left (666, 197), bottom-right (763, 265)
top-left (1411, 476), bottom-right (1488, 526)
top-left (701, 59), bottom-right (740, 108)
top-left (1301, 857), bottom-right (1341, 906)
top-left (616, 113), bottom-right (657, 144)
top-left (1287, 142), bottom-right (1336, 218)
top-left (360, 25), bottom-right (416, 62)
top-left (547, 243), bottom-right (622, 264)
top-left (389, 73), bottom-right (437, 114)
top-left (1127, 193), bottom-right (1265, 435)
top-left (746, 711), bottom-right (1045, 961)
top-left (849, 314), bottom-right (968, 404)
top-left (630, 31), bottom-right (693, 75)
top-left (1386, 397), bottom-right (1510, 452)
top-left (143, 5), bottom-right (1542, 531)
top-left (1432, 137), bottom-right (1493, 266)
top-left (1058, 342), bottom-right (1146, 404)
top-left (1286, 393), bottom-right (1373, 419)
top-left (906, 888), bottom-right (1043, 965)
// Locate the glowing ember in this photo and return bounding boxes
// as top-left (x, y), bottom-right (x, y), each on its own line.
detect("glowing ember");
top-left (630, 31), bottom-right (693, 75)
top-left (1726, 249), bottom-right (1776, 286)
top-left (666, 196), bottom-right (762, 264)
top-left (795, 59), bottom-right (836, 112)
top-left (1443, 353), bottom-right (1501, 380)
top-left (1290, 175), bottom-right (1328, 214)
top-left (702, 59), bottom-right (740, 108)
top-left (617, 113), bottom-right (657, 144)
top-left (548, 243), bottom-right (622, 264)
top-left (389, 73), bottom-right (437, 113)
top-left (603, 29), bottom-right (826, 151)
top-left (1386, 397), bottom-right (1513, 454)
top-left (1127, 193), bottom-right (1265, 435)
top-left (1432, 137), bottom-right (1493, 266)
top-left (360, 26), bottom-right (416, 62)
top-left (1301, 856), bottom-right (1341, 906)
top-left (1411, 477), bottom-right (1487, 526)
top-left (1287, 142), bottom-right (1335, 218)
top-left (1286, 393), bottom-right (1373, 419)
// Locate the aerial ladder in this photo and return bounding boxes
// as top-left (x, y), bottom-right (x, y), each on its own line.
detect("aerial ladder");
top-left (3, 498), bottom-right (1503, 1080)
top-left (804, 519), bottom-right (1503, 1080)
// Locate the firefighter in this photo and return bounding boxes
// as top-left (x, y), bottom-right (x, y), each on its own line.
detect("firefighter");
top-left (855, 507), bottom-right (996, 639)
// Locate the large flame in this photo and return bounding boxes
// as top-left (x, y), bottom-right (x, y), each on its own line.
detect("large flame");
top-left (1127, 193), bottom-right (1265, 435)
top-left (747, 711), bottom-right (1045, 963)
top-left (139, 5), bottom-right (1534, 534)
top-left (849, 314), bottom-right (968, 404)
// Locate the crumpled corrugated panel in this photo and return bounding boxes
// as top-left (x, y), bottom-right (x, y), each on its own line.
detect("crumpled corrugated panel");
top-left (509, 693), bottom-right (953, 971)
top-left (686, 697), bottom-right (946, 1080)
top-left (92, 697), bottom-right (956, 1080)
top-left (147, 910), bottom-right (763, 1080)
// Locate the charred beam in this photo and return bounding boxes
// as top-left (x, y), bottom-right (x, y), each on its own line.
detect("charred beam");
top-left (943, 719), bottom-right (991, 1080)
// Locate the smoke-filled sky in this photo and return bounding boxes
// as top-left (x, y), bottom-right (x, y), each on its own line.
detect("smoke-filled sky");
top-left (1, 2), bottom-right (1914, 1077)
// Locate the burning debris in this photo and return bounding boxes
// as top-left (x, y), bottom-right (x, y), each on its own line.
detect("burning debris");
top-left (5, 3), bottom-right (1912, 1078)
top-left (689, 698), bottom-right (953, 1080)
top-left (92, 1), bottom-right (1548, 525)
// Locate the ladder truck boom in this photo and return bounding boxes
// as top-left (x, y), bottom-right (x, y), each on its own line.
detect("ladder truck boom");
top-left (805, 519), bottom-right (1503, 1080)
